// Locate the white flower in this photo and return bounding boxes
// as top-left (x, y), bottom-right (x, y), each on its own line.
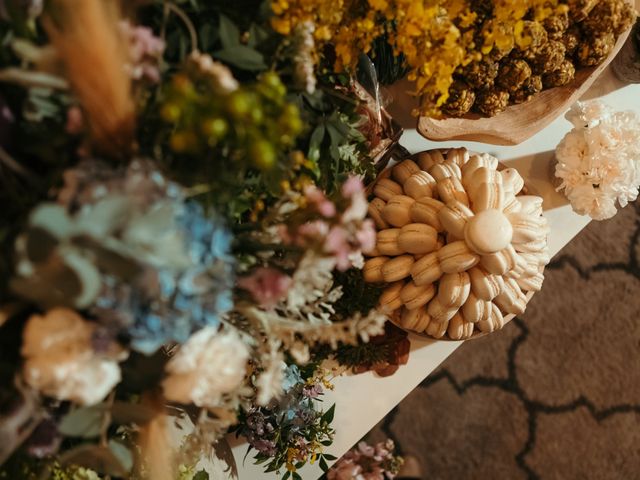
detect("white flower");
top-left (254, 358), bottom-right (286, 406)
top-left (21, 309), bottom-right (125, 406)
top-left (555, 100), bottom-right (640, 220)
top-left (162, 327), bottom-right (249, 408)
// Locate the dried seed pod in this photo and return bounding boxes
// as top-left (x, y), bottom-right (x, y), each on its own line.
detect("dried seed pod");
top-left (529, 40), bottom-right (566, 74)
top-left (543, 59), bottom-right (576, 88)
top-left (577, 32), bottom-right (616, 67)
top-left (496, 59), bottom-right (532, 95)
top-left (461, 60), bottom-right (499, 90)
top-left (511, 75), bottom-right (543, 104)
top-left (561, 26), bottom-right (581, 56)
top-left (516, 21), bottom-right (548, 52)
top-left (473, 89), bottom-right (510, 117)
top-left (582, 0), bottom-right (636, 37)
top-left (443, 80), bottom-right (476, 117)
top-left (543, 12), bottom-right (569, 40)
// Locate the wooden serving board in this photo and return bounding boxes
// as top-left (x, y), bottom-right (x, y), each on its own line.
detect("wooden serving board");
top-left (417, 28), bottom-right (632, 146)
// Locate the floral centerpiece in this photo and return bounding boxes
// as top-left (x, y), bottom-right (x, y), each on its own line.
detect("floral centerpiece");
top-left (0, 0), bottom-right (622, 478)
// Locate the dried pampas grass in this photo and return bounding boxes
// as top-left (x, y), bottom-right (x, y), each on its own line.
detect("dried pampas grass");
top-left (43, 0), bottom-right (135, 156)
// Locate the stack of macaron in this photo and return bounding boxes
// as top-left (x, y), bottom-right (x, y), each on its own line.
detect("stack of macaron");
top-left (363, 148), bottom-right (550, 340)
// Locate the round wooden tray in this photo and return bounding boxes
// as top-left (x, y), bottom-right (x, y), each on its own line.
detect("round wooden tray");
top-left (417, 28), bottom-right (632, 146)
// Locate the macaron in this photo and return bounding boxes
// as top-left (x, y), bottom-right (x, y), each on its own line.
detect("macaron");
top-left (410, 252), bottom-right (443, 286)
top-left (414, 151), bottom-right (436, 171)
top-left (461, 291), bottom-right (492, 323)
top-left (516, 195), bottom-right (544, 216)
top-left (367, 197), bottom-right (389, 229)
top-left (446, 147), bottom-right (470, 166)
top-left (400, 281), bottom-right (436, 310)
top-left (465, 166), bottom-right (502, 200)
top-left (468, 267), bottom-right (504, 301)
top-left (377, 228), bottom-right (404, 256)
top-left (382, 195), bottom-right (415, 227)
top-left (502, 195), bottom-right (522, 215)
top-left (373, 178), bottom-right (403, 201)
top-left (437, 271), bottom-right (471, 308)
top-left (479, 244), bottom-right (518, 275)
top-left (392, 159), bottom-right (421, 184)
top-left (493, 278), bottom-right (527, 315)
top-left (447, 313), bottom-right (475, 340)
top-left (378, 281), bottom-right (404, 313)
top-left (426, 297), bottom-right (454, 322)
top-left (461, 155), bottom-right (491, 183)
top-left (438, 201), bottom-right (473, 239)
top-left (363, 256), bottom-right (389, 283)
top-left (398, 223), bottom-right (439, 254)
top-left (514, 237), bottom-right (548, 254)
top-left (500, 168), bottom-right (525, 196)
top-left (437, 177), bottom-right (469, 206)
top-left (429, 162), bottom-right (461, 181)
top-left (410, 197), bottom-right (445, 231)
top-left (519, 251), bottom-right (551, 267)
top-left (437, 241), bottom-right (480, 274)
top-left (516, 271), bottom-right (545, 292)
top-left (404, 171), bottom-right (436, 199)
top-left (465, 209), bottom-right (513, 255)
top-left (381, 255), bottom-right (414, 282)
top-left (426, 317), bottom-right (449, 339)
top-left (508, 211), bottom-right (548, 244)
top-left (471, 182), bottom-right (505, 212)
top-left (477, 303), bottom-right (505, 333)
top-left (400, 307), bottom-right (431, 332)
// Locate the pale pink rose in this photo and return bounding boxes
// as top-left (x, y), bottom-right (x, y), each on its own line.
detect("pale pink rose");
top-left (356, 220), bottom-right (377, 253)
top-left (325, 226), bottom-right (351, 271)
top-left (305, 185), bottom-right (336, 217)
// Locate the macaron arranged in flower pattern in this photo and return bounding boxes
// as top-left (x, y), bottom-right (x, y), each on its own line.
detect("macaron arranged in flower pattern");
top-left (364, 148), bottom-right (550, 340)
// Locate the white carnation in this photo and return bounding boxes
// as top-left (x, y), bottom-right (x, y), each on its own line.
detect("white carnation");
top-left (162, 327), bottom-right (249, 408)
top-left (555, 101), bottom-right (640, 220)
top-left (21, 308), bottom-right (126, 406)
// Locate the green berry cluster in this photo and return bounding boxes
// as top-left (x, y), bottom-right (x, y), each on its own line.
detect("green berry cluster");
top-left (161, 65), bottom-right (303, 171)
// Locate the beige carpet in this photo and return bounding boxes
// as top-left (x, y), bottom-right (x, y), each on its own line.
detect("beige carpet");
top-left (366, 202), bottom-right (640, 479)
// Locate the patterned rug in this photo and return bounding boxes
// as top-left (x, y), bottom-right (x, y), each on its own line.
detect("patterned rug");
top-left (365, 202), bottom-right (640, 479)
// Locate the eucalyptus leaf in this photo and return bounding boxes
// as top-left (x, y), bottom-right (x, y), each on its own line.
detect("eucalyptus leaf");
top-left (319, 457), bottom-right (328, 472)
top-left (247, 24), bottom-right (269, 48)
top-left (214, 46), bottom-right (266, 71)
top-left (108, 439), bottom-right (134, 473)
top-left (58, 404), bottom-right (107, 438)
top-left (308, 124), bottom-right (325, 163)
top-left (218, 15), bottom-right (240, 49)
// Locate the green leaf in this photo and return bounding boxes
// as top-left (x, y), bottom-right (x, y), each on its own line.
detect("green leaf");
top-left (58, 404), bottom-right (107, 438)
top-left (218, 15), bottom-right (240, 49)
top-left (319, 457), bottom-right (329, 472)
top-left (323, 454), bottom-right (337, 461)
top-left (193, 470), bottom-right (210, 480)
top-left (292, 472), bottom-right (302, 480)
top-left (199, 23), bottom-right (217, 51)
top-left (108, 439), bottom-right (134, 473)
top-left (247, 24), bottom-right (270, 48)
top-left (320, 440), bottom-right (333, 446)
top-left (321, 404), bottom-right (336, 424)
top-left (307, 124), bottom-right (325, 163)
top-left (214, 46), bottom-right (266, 71)
top-left (282, 472), bottom-right (291, 480)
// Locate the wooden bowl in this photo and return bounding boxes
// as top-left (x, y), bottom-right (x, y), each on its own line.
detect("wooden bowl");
top-left (417, 28), bottom-right (632, 146)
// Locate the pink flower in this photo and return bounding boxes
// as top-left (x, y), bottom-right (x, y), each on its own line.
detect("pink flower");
top-left (356, 220), bottom-right (376, 253)
top-left (341, 176), bottom-right (365, 198)
top-left (237, 268), bottom-right (292, 308)
top-left (325, 226), bottom-right (351, 271)
top-left (305, 185), bottom-right (336, 217)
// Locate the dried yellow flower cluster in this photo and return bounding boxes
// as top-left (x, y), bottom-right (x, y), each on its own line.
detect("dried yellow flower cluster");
top-left (271, 0), bottom-right (567, 116)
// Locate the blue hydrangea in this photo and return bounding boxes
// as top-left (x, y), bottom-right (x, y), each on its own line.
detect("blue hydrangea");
top-left (96, 201), bottom-right (235, 354)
